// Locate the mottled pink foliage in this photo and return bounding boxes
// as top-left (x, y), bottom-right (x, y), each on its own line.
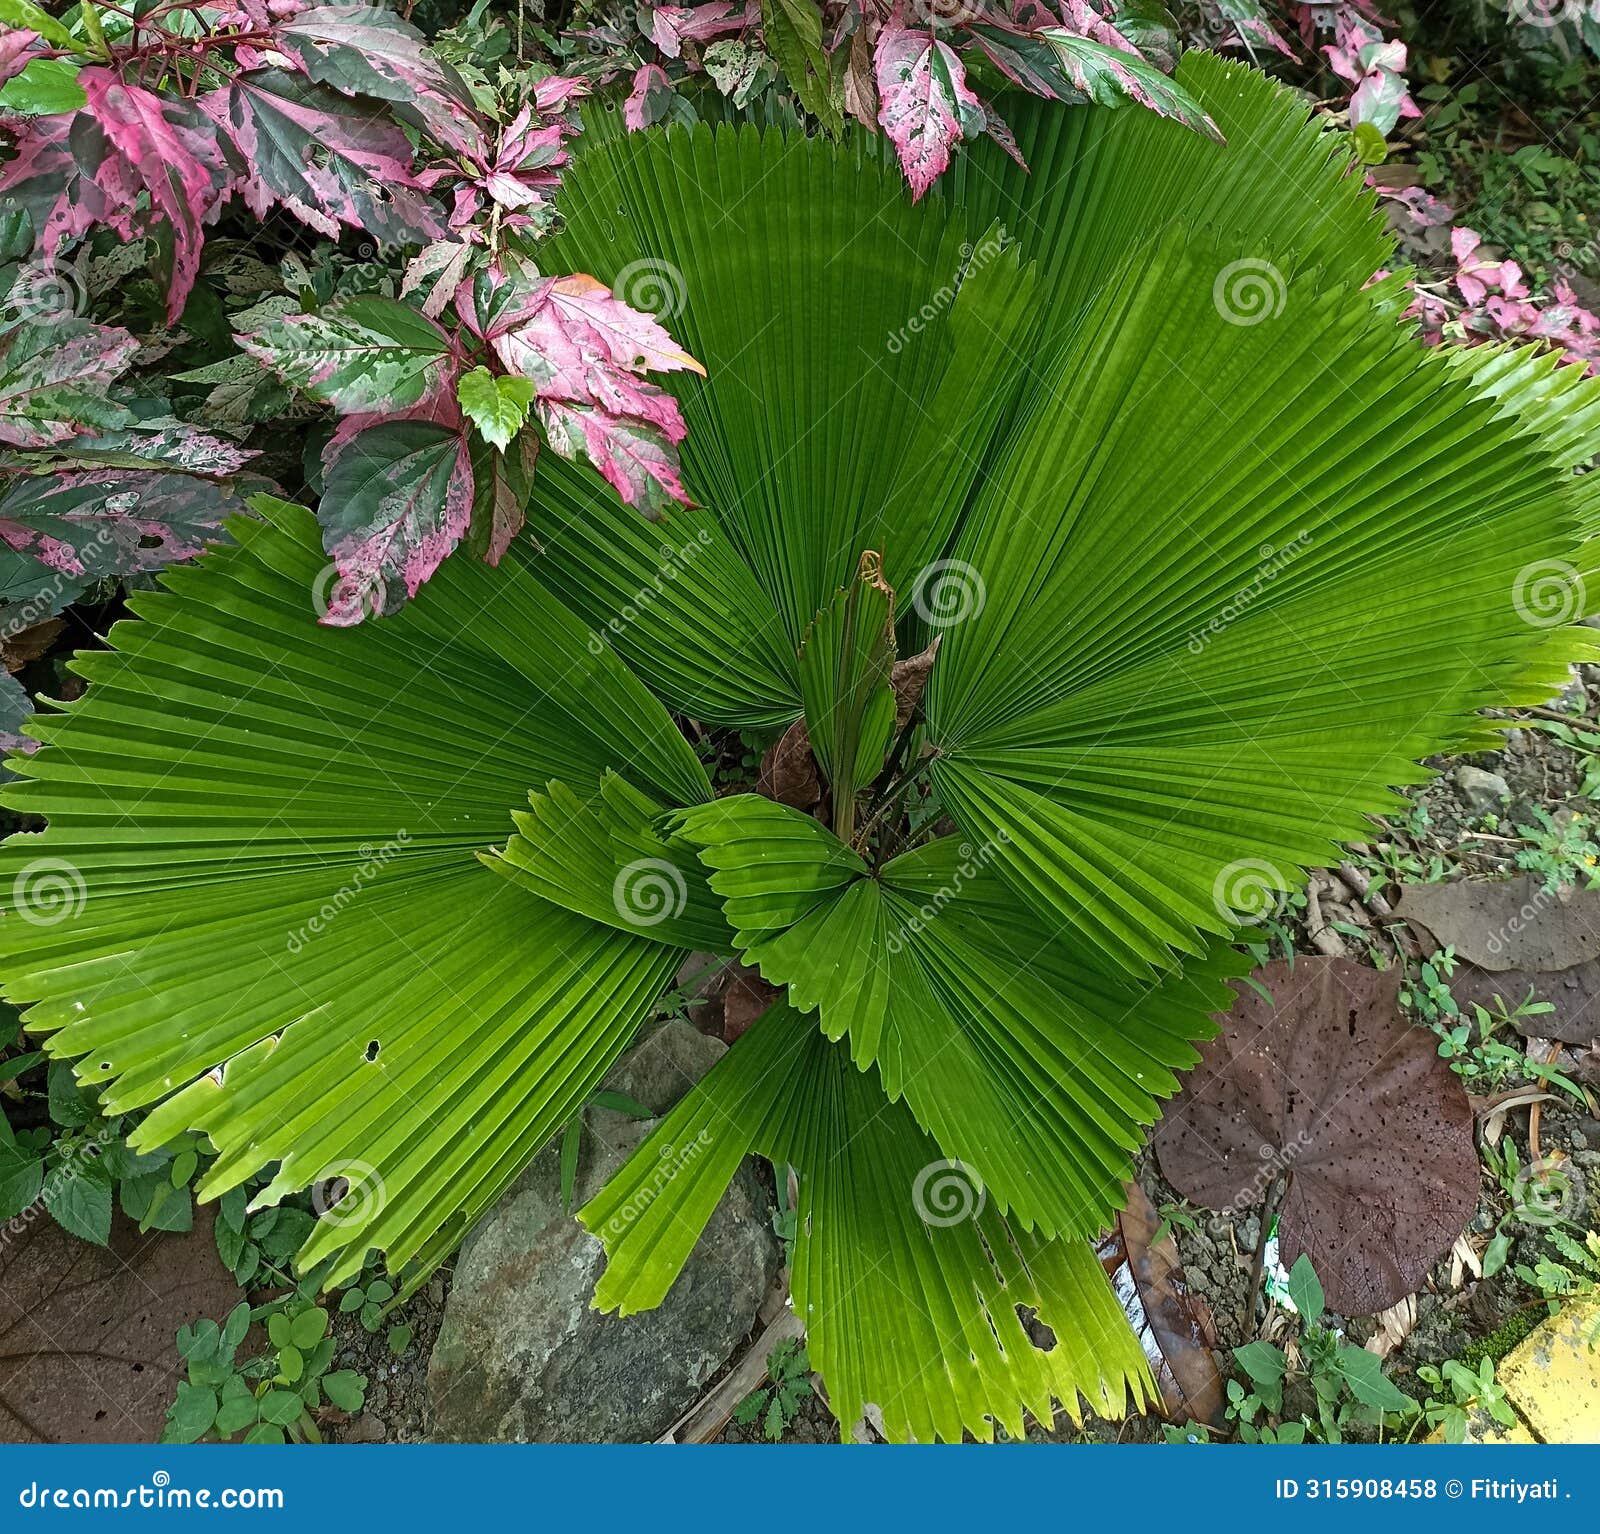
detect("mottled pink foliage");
top-left (874, 29), bottom-right (979, 200)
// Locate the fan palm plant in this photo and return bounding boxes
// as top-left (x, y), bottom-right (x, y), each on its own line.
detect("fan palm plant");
top-left (4, 52), bottom-right (1599, 1442)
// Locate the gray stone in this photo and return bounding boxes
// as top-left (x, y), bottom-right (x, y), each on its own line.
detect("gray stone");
top-left (1454, 765), bottom-right (1509, 813)
top-left (425, 1021), bottom-right (777, 1443)
top-left (598, 1017), bottom-right (725, 1116)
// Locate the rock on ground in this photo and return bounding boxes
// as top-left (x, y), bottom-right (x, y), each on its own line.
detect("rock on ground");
top-left (426, 1021), bottom-right (777, 1443)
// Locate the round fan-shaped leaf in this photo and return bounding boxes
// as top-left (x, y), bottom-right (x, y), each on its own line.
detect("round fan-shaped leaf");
top-left (1153, 958), bottom-right (1477, 1315)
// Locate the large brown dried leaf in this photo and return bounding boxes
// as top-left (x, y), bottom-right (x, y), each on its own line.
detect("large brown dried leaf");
top-left (1153, 958), bottom-right (1477, 1317)
top-left (1448, 963), bottom-right (1600, 1047)
top-left (1099, 1182), bottom-right (1224, 1425)
top-left (0, 1207), bottom-right (238, 1442)
top-left (1394, 875), bottom-right (1600, 972)
top-left (1396, 877), bottom-right (1600, 1046)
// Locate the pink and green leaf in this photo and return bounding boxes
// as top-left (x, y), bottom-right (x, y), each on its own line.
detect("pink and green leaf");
top-left (316, 420), bottom-right (474, 625)
top-left (874, 27), bottom-right (982, 201)
top-left (204, 69), bottom-right (445, 246)
top-left (275, 3), bottom-right (485, 158)
top-left (0, 467), bottom-right (248, 582)
top-left (1037, 27), bottom-right (1221, 138)
top-left (79, 68), bottom-right (238, 322)
top-left (238, 296), bottom-right (459, 417)
top-left (538, 400), bottom-right (689, 519)
top-left (0, 318), bottom-right (137, 449)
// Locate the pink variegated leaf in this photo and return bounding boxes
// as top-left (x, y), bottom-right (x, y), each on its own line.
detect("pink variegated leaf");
top-left (645, 2), bottom-right (751, 57)
top-left (977, 96), bottom-right (1028, 169)
top-left (531, 74), bottom-right (590, 113)
top-left (0, 318), bottom-right (137, 449)
top-left (402, 239), bottom-right (476, 321)
top-left (0, 112), bottom-right (130, 255)
top-left (466, 431), bottom-right (537, 565)
top-left (478, 107), bottom-right (578, 218)
top-left (238, 296), bottom-right (459, 417)
top-left (14, 424), bottom-right (259, 478)
top-left (625, 63), bottom-right (677, 130)
top-left (538, 400), bottom-right (690, 520)
top-left (0, 28), bottom-right (40, 85)
top-left (317, 420), bottom-right (474, 624)
top-left (0, 668), bottom-right (38, 761)
top-left (275, 4), bottom-right (486, 159)
top-left (0, 467), bottom-right (249, 583)
top-left (206, 70), bottom-right (445, 246)
top-left (79, 69), bottom-right (236, 323)
top-left (874, 27), bottom-right (983, 200)
top-left (537, 274), bottom-right (705, 377)
top-left (1372, 181), bottom-right (1453, 230)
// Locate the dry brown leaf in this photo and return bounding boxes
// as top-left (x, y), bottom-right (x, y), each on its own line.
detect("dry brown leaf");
top-left (1154, 958), bottom-right (1478, 1316)
top-left (755, 719), bottom-right (820, 811)
top-left (889, 637), bottom-right (938, 731)
top-left (1477, 1089), bottom-right (1557, 1147)
top-left (1363, 1294), bottom-right (1418, 1359)
top-left (1395, 876), bottom-right (1600, 972)
top-left (0, 618), bottom-right (63, 674)
top-left (1099, 1183), bottom-right (1225, 1426)
top-left (1449, 962), bottom-right (1600, 1047)
top-left (719, 963), bottom-right (781, 1044)
top-left (0, 1207), bottom-right (238, 1442)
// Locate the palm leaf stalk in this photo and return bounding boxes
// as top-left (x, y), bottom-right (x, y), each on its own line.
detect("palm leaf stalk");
top-left (3, 54), bottom-right (1599, 1441)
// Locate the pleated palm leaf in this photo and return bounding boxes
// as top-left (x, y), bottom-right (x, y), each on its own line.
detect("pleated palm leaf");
top-left (5, 52), bottom-right (1600, 1441)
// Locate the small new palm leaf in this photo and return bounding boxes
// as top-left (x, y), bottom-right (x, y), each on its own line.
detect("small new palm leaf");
top-left (3, 55), bottom-right (1598, 1441)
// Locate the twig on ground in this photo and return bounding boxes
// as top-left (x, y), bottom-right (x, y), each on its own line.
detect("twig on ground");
top-left (656, 1304), bottom-right (805, 1444)
top-left (1305, 875), bottom-right (1348, 957)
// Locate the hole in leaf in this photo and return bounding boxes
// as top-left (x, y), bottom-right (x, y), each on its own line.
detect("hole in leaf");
top-left (1016, 1304), bottom-right (1057, 1352)
top-left (364, 1039), bottom-right (380, 1062)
